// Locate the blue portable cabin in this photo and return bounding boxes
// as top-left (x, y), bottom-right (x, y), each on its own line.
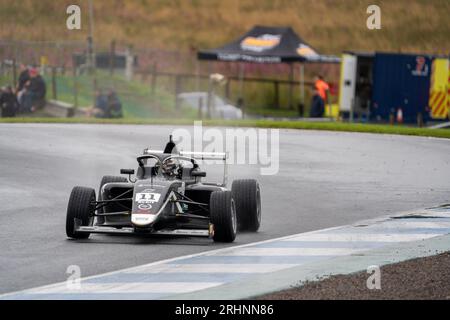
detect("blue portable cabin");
top-left (371, 52), bottom-right (433, 124)
top-left (339, 51), bottom-right (436, 124)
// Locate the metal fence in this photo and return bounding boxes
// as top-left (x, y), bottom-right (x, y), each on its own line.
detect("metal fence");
top-left (0, 40), bottom-right (339, 117)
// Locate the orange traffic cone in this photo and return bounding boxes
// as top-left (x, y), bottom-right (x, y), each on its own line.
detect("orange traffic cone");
top-left (396, 108), bottom-right (403, 124)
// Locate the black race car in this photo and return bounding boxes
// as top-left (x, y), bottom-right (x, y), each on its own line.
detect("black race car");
top-left (66, 136), bottom-right (261, 242)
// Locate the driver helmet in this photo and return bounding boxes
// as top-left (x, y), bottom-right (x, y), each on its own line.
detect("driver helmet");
top-left (161, 158), bottom-right (179, 177)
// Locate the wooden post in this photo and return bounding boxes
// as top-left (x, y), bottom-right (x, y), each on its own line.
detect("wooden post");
top-left (74, 68), bottom-right (78, 109)
top-left (92, 76), bottom-right (97, 109)
top-left (273, 81), bottom-right (279, 109)
top-left (299, 64), bottom-right (305, 105)
top-left (125, 45), bottom-right (134, 81)
top-left (238, 62), bottom-right (244, 101)
top-left (417, 112), bottom-right (423, 128)
top-left (69, 67), bottom-right (78, 118)
top-left (327, 95), bottom-right (333, 121)
top-left (350, 98), bottom-right (355, 123)
top-left (87, 36), bottom-right (94, 74)
top-left (207, 82), bottom-right (213, 119)
top-left (198, 97), bottom-right (203, 119)
top-left (51, 66), bottom-right (57, 100)
top-left (151, 62), bottom-right (157, 96)
top-left (288, 64), bottom-right (294, 109)
top-left (225, 80), bottom-right (231, 101)
top-left (109, 39), bottom-right (116, 76)
top-left (12, 59), bottom-right (17, 88)
top-left (207, 62), bottom-right (213, 119)
top-left (174, 75), bottom-right (181, 109)
top-left (195, 59), bottom-right (200, 91)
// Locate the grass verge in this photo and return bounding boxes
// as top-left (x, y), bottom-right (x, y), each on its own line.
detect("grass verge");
top-left (1, 117), bottom-right (449, 139)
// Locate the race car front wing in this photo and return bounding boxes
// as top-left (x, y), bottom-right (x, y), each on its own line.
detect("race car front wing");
top-left (73, 218), bottom-right (211, 237)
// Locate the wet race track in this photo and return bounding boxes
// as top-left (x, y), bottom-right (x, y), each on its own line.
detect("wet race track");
top-left (0, 123), bottom-right (449, 293)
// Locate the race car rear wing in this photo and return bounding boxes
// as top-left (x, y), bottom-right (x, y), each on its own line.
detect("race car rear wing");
top-left (180, 151), bottom-right (228, 186)
top-left (179, 151), bottom-right (226, 161)
top-left (143, 149), bottom-right (226, 160)
top-left (143, 149), bottom-right (228, 186)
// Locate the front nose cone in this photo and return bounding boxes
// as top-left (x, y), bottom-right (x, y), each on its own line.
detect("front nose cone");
top-left (131, 213), bottom-right (157, 226)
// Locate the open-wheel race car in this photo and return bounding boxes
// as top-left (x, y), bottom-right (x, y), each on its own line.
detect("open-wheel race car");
top-left (66, 136), bottom-right (261, 242)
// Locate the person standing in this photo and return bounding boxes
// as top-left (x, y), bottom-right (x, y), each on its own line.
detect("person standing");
top-left (29, 68), bottom-right (46, 110)
top-left (17, 64), bottom-right (30, 92)
top-left (22, 68), bottom-right (46, 112)
top-left (107, 90), bottom-right (123, 118)
top-left (91, 89), bottom-right (109, 118)
top-left (16, 64), bottom-right (30, 111)
top-left (314, 75), bottom-right (330, 118)
top-left (309, 87), bottom-right (325, 118)
top-left (314, 75), bottom-right (330, 102)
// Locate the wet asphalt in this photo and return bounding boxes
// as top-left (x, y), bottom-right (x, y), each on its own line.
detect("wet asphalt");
top-left (0, 123), bottom-right (449, 293)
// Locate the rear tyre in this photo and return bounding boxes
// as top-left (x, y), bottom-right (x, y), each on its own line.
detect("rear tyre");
top-left (210, 191), bottom-right (237, 243)
top-left (66, 186), bottom-right (96, 239)
top-left (231, 179), bottom-right (261, 232)
top-left (97, 175), bottom-right (128, 224)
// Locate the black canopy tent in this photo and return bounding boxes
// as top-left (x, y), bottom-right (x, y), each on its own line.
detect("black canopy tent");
top-left (198, 25), bottom-right (339, 64)
top-left (197, 25), bottom-right (340, 110)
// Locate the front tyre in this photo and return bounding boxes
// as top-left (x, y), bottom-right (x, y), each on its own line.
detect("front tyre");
top-left (231, 179), bottom-right (261, 232)
top-left (66, 186), bottom-right (96, 239)
top-left (210, 191), bottom-right (237, 243)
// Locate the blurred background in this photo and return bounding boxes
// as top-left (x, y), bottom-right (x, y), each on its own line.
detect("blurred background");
top-left (0, 0), bottom-right (448, 121)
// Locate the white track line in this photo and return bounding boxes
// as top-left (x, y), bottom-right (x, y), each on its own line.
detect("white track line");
top-left (215, 247), bottom-right (360, 256)
top-left (2, 209), bottom-right (449, 299)
top-left (0, 224), bottom-right (342, 298)
top-left (283, 233), bottom-right (441, 242)
top-left (27, 282), bottom-right (220, 294)
top-left (127, 264), bottom-right (298, 274)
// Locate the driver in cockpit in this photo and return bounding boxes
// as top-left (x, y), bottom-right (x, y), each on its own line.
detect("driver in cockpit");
top-left (160, 158), bottom-right (181, 179)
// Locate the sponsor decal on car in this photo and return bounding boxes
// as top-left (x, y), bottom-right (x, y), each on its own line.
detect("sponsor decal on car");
top-left (131, 213), bottom-right (157, 225)
top-left (135, 192), bottom-right (161, 204)
top-left (138, 203), bottom-right (152, 211)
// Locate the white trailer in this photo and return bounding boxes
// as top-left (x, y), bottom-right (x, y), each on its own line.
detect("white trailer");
top-left (338, 52), bottom-right (374, 120)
